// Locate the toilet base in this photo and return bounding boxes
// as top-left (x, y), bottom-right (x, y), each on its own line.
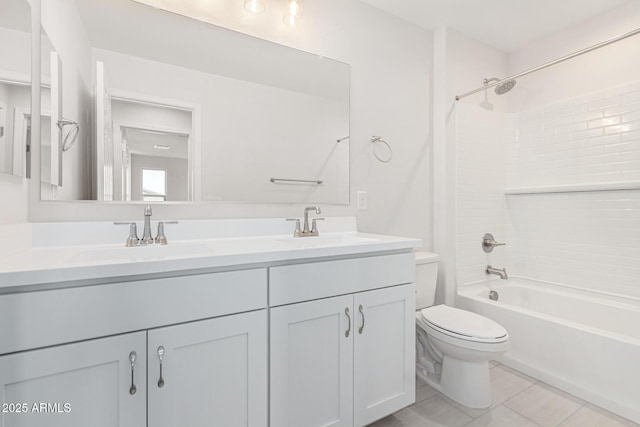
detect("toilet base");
top-left (416, 356), bottom-right (492, 409)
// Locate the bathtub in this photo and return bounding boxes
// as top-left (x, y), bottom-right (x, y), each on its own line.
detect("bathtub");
top-left (457, 277), bottom-right (640, 424)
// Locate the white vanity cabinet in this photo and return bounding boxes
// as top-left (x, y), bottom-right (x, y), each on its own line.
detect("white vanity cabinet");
top-left (148, 310), bottom-right (268, 427)
top-left (0, 269), bottom-right (269, 427)
top-left (0, 332), bottom-right (147, 427)
top-left (0, 233), bottom-right (419, 427)
top-left (269, 253), bottom-right (416, 427)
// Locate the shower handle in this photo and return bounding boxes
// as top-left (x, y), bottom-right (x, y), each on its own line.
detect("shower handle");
top-left (482, 233), bottom-right (506, 253)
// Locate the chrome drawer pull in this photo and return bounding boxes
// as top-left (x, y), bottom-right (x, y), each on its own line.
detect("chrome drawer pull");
top-left (345, 307), bottom-right (351, 338)
top-left (358, 304), bottom-right (365, 334)
top-left (157, 346), bottom-right (165, 388)
top-left (129, 351), bottom-right (137, 395)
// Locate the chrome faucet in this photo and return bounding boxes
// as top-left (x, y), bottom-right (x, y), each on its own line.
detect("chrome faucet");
top-left (140, 205), bottom-right (154, 245)
top-left (486, 265), bottom-right (508, 280)
top-left (303, 206), bottom-right (322, 236)
top-left (286, 206), bottom-right (324, 237)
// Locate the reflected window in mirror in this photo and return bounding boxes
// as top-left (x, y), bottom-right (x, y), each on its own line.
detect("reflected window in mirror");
top-left (141, 168), bottom-right (167, 202)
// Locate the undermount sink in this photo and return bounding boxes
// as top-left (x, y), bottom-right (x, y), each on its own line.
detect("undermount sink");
top-left (65, 242), bottom-right (214, 264)
top-left (277, 234), bottom-right (379, 248)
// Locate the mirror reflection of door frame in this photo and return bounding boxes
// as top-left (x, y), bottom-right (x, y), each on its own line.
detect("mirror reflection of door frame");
top-left (0, 100), bottom-right (6, 172)
top-left (114, 121), bottom-right (191, 202)
top-left (13, 107), bottom-right (34, 178)
top-left (0, 71), bottom-right (32, 179)
top-left (108, 89), bottom-right (201, 202)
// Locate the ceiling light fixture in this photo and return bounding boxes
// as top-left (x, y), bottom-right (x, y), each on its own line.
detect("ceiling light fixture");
top-left (283, 0), bottom-right (302, 26)
top-left (244, 0), bottom-right (266, 14)
top-left (153, 144), bottom-right (171, 150)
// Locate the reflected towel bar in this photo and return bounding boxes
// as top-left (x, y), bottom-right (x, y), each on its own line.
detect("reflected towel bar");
top-left (270, 178), bottom-right (323, 185)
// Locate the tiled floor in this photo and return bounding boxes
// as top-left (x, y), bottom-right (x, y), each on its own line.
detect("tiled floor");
top-left (369, 362), bottom-right (639, 427)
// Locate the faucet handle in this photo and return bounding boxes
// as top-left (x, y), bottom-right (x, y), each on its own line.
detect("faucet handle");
top-left (144, 205), bottom-right (153, 216)
top-left (114, 222), bottom-right (140, 247)
top-left (154, 221), bottom-right (178, 245)
top-left (286, 218), bottom-right (302, 237)
top-left (482, 233), bottom-right (506, 253)
top-left (311, 218), bottom-right (325, 235)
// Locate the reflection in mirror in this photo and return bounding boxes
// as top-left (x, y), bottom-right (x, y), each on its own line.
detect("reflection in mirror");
top-left (40, 6), bottom-right (93, 200)
top-left (0, 0), bottom-right (31, 179)
top-left (40, 0), bottom-right (349, 204)
top-left (113, 99), bottom-right (191, 202)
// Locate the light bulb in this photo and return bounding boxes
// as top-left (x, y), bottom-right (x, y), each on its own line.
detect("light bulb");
top-left (243, 0), bottom-right (265, 14)
top-left (283, 0), bottom-right (302, 26)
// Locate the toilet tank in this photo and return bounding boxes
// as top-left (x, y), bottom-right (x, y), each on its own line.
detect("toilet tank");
top-left (415, 251), bottom-right (439, 310)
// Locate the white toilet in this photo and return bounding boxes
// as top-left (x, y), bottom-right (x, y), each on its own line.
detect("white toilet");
top-left (414, 252), bottom-right (509, 409)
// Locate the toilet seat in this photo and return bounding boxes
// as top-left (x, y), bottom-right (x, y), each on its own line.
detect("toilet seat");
top-left (420, 305), bottom-right (508, 344)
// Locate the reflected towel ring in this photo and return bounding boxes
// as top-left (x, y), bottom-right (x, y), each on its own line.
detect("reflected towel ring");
top-left (58, 119), bottom-right (79, 152)
top-left (371, 136), bottom-right (392, 163)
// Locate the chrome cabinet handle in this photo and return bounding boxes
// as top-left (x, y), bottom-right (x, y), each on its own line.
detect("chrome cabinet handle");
top-left (345, 307), bottom-right (351, 338)
top-left (128, 351), bottom-right (137, 395)
top-left (358, 304), bottom-right (365, 334)
top-left (157, 346), bottom-right (165, 388)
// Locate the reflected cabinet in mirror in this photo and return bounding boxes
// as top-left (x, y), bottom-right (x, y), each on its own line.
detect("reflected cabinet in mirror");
top-left (0, 0), bottom-right (31, 179)
top-left (40, 0), bottom-right (350, 204)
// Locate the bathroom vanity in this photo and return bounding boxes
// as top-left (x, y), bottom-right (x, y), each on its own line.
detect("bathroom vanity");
top-left (0, 218), bottom-right (419, 427)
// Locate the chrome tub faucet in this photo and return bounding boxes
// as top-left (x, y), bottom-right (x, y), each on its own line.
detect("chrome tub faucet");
top-left (486, 265), bottom-right (508, 280)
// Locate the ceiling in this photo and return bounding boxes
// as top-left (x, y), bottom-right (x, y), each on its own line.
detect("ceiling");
top-left (124, 128), bottom-right (189, 159)
top-left (358, 0), bottom-right (632, 52)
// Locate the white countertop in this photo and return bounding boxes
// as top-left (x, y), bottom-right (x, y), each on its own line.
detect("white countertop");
top-left (0, 218), bottom-right (421, 290)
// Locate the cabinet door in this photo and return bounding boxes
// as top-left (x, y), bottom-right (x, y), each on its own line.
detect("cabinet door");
top-left (147, 310), bottom-right (267, 427)
top-left (270, 295), bottom-right (353, 427)
top-left (0, 332), bottom-right (146, 427)
top-left (354, 284), bottom-right (415, 426)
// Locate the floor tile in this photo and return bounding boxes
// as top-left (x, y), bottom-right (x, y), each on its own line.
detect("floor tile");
top-left (416, 377), bottom-right (440, 403)
top-left (489, 364), bottom-right (537, 407)
top-left (409, 395), bottom-right (473, 426)
top-left (558, 404), bottom-right (640, 427)
top-left (464, 404), bottom-right (541, 427)
top-left (504, 383), bottom-right (583, 427)
top-left (369, 395), bottom-right (472, 427)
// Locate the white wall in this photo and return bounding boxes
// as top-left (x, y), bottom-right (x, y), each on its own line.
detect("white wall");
top-left (31, 0), bottom-right (433, 250)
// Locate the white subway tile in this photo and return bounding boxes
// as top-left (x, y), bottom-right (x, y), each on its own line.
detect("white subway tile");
top-left (588, 97), bottom-right (621, 111)
top-left (587, 116), bottom-right (621, 128)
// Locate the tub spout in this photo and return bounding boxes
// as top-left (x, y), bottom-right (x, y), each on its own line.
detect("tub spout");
top-left (486, 265), bottom-right (508, 279)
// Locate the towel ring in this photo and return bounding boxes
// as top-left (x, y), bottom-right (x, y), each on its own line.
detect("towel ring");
top-left (58, 119), bottom-right (80, 152)
top-left (371, 136), bottom-right (392, 163)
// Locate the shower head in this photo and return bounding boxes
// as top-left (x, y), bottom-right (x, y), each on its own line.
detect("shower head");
top-left (495, 79), bottom-right (517, 95)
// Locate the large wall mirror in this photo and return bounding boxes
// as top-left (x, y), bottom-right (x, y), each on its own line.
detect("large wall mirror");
top-left (0, 0), bottom-right (31, 179)
top-left (40, 0), bottom-right (350, 204)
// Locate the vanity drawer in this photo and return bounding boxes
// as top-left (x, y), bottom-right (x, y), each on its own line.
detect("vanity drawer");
top-left (269, 252), bottom-right (414, 306)
top-left (0, 268), bottom-right (267, 355)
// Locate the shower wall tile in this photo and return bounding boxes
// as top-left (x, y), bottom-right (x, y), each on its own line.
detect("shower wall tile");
top-left (456, 80), bottom-right (640, 298)
top-left (455, 103), bottom-right (514, 286)
top-left (506, 80), bottom-right (640, 297)
top-left (509, 81), bottom-right (640, 188)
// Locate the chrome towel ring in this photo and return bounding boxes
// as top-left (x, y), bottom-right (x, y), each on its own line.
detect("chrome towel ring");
top-left (371, 136), bottom-right (392, 163)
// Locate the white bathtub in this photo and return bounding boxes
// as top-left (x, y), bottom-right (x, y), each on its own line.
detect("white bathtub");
top-left (457, 277), bottom-right (640, 424)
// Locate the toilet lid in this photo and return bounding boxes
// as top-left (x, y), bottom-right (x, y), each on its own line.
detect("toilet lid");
top-left (420, 305), bottom-right (507, 341)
